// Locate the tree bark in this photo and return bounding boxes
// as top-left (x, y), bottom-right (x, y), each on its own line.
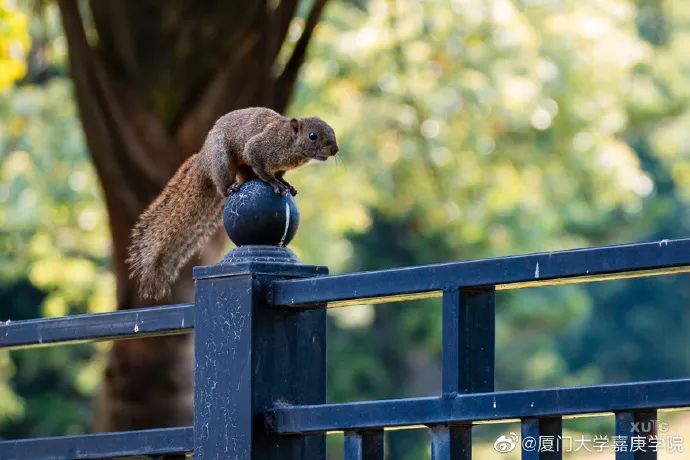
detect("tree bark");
top-left (57, 0), bottom-right (327, 432)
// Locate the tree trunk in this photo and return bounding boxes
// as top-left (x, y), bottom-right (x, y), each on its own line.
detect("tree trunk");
top-left (57, 0), bottom-right (327, 431)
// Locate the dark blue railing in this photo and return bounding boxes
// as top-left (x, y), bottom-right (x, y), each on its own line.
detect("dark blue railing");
top-left (2, 237), bottom-right (690, 459)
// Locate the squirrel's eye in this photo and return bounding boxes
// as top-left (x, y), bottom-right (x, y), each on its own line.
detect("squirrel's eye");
top-left (308, 131), bottom-right (318, 141)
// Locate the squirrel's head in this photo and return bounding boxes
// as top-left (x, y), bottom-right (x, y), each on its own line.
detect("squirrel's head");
top-left (290, 117), bottom-right (339, 161)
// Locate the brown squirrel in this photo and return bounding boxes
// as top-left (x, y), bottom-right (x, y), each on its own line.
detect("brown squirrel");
top-left (127, 107), bottom-right (339, 300)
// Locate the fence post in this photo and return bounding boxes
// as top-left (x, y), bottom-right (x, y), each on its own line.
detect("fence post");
top-left (192, 180), bottom-right (328, 460)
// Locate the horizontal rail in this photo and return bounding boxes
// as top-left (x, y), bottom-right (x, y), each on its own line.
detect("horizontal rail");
top-left (0, 426), bottom-right (193, 459)
top-left (268, 378), bottom-right (690, 434)
top-left (270, 238), bottom-right (690, 307)
top-left (0, 304), bottom-right (193, 350)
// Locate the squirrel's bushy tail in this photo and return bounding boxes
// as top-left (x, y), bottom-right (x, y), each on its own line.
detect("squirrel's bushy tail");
top-left (127, 154), bottom-right (224, 300)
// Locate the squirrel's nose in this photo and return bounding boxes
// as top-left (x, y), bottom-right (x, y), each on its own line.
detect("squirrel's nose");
top-left (331, 144), bottom-right (339, 155)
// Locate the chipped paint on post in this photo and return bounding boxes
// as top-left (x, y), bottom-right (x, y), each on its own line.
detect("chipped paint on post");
top-left (193, 259), bottom-right (327, 460)
top-left (194, 274), bottom-right (253, 460)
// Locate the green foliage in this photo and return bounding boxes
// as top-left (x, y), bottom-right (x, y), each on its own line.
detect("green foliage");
top-left (0, 3), bottom-right (111, 434)
top-left (1, 81), bottom-right (113, 313)
top-left (0, 78), bottom-right (112, 436)
top-left (2, 0), bottom-right (690, 457)
top-left (291, 0), bottom-right (654, 258)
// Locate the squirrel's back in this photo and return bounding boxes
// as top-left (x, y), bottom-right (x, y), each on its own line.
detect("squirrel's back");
top-left (204, 107), bottom-right (285, 156)
top-left (196, 107), bottom-right (286, 189)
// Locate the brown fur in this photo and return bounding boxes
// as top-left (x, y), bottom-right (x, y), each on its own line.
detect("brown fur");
top-left (127, 107), bottom-right (338, 300)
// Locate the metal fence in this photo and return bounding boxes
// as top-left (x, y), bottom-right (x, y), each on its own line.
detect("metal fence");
top-left (2, 237), bottom-right (690, 459)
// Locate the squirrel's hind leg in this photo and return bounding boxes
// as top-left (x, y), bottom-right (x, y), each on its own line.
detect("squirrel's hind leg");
top-left (222, 159), bottom-right (239, 197)
top-left (204, 146), bottom-right (238, 197)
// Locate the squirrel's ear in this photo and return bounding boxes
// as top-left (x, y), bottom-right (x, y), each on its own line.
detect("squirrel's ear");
top-left (290, 118), bottom-right (300, 134)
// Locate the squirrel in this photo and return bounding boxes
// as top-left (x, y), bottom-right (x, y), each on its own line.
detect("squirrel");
top-left (127, 107), bottom-right (339, 300)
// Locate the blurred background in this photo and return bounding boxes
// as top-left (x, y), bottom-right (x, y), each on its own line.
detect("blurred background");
top-left (1, 0), bottom-right (690, 458)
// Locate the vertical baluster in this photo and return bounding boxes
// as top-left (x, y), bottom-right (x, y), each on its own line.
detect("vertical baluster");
top-left (430, 425), bottom-right (472, 460)
top-left (441, 287), bottom-right (496, 395)
top-left (344, 430), bottom-right (384, 460)
top-left (429, 286), bottom-right (496, 459)
top-left (615, 410), bottom-right (657, 460)
top-left (521, 417), bottom-right (562, 460)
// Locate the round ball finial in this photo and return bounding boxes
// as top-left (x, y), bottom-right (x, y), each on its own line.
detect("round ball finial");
top-left (223, 179), bottom-right (300, 247)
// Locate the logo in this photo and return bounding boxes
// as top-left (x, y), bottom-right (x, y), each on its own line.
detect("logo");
top-left (630, 420), bottom-right (669, 434)
top-left (494, 432), bottom-right (518, 453)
